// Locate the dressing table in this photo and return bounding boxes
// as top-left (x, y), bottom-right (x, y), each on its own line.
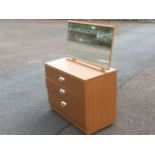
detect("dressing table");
top-left (45, 20), bottom-right (117, 134)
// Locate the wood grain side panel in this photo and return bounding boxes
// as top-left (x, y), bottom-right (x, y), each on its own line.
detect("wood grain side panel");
top-left (85, 70), bottom-right (117, 133)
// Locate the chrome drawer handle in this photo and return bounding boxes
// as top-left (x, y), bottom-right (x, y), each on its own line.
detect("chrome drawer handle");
top-left (58, 76), bottom-right (65, 82)
top-left (59, 88), bottom-right (66, 95)
top-left (60, 101), bottom-right (67, 107)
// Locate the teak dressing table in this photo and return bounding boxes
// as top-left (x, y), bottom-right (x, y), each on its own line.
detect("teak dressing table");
top-left (45, 20), bottom-right (117, 134)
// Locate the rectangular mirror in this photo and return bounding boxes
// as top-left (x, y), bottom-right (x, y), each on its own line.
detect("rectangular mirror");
top-left (66, 20), bottom-right (115, 70)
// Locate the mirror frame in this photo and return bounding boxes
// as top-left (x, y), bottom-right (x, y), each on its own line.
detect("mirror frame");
top-left (66, 20), bottom-right (115, 70)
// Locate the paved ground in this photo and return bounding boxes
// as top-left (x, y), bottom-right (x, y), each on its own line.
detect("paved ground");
top-left (0, 20), bottom-right (155, 134)
top-left (0, 20), bottom-right (67, 74)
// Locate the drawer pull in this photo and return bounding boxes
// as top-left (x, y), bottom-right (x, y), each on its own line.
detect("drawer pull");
top-left (59, 88), bottom-right (66, 95)
top-left (58, 76), bottom-right (65, 82)
top-left (60, 101), bottom-right (67, 107)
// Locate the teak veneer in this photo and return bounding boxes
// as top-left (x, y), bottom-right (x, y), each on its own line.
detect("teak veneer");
top-left (45, 57), bottom-right (117, 134)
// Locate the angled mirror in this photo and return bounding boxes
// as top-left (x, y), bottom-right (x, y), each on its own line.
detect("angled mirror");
top-left (66, 20), bottom-right (115, 70)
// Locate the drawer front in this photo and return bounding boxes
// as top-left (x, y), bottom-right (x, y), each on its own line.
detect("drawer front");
top-left (46, 78), bottom-right (85, 109)
top-left (48, 94), bottom-right (85, 126)
top-left (45, 65), bottom-right (84, 93)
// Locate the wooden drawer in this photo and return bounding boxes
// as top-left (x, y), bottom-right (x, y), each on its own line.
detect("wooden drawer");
top-left (46, 78), bottom-right (85, 109)
top-left (45, 64), bottom-right (84, 93)
top-left (48, 94), bottom-right (85, 127)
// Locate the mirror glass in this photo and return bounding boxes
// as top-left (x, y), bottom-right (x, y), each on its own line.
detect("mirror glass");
top-left (66, 21), bottom-right (114, 69)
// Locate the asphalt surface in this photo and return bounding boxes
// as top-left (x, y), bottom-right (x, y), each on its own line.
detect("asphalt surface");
top-left (0, 20), bottom-right (67, 74)
top-left (0, 20), bottom-right (155, 134)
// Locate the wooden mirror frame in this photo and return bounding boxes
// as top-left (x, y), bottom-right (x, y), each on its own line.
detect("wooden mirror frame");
top-left (66, 20), bottom-right (115, 71)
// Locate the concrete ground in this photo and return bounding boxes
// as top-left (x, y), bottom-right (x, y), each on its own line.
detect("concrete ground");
top-left (0, 20), bottom-right (155, 134)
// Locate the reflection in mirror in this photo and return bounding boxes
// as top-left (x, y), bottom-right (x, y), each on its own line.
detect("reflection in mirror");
top-left (66, 21), bottom-right (114, 69)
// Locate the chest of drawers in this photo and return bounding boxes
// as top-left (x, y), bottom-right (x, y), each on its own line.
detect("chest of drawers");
top-left (45, 58), bottom-right (117, 134)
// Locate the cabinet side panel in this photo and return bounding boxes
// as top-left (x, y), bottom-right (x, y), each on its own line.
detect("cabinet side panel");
top-left (85, 71), bottom-right (117, 134)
